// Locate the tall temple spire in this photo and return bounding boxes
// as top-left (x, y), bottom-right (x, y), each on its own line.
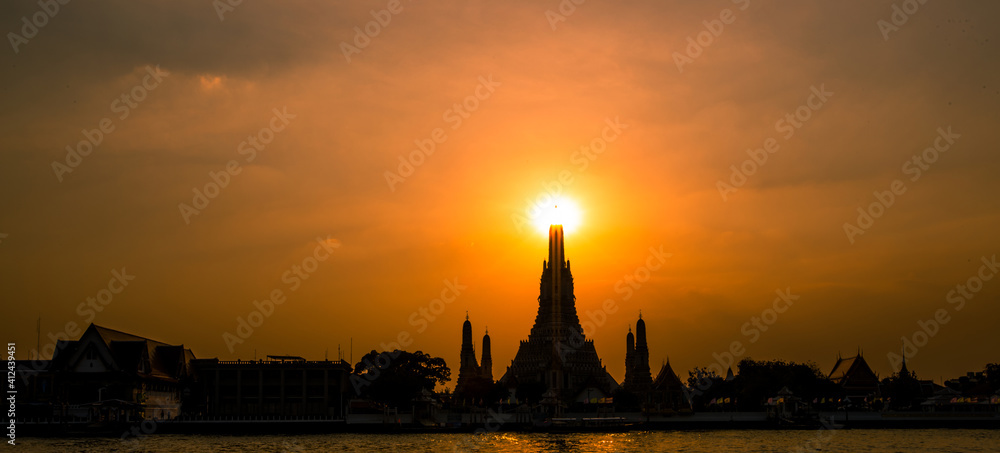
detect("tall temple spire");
top-left (455, 315), bottom-right (481, 399)
top-left (481, 329), bottom-right (493, 382)
top-left (500, 224), bottom-right (618, 406)
top-left (624, 314), bottom-right (652, 392)
top-left (548, 224), bottom-right (565, 271)
top-left (547, 225), bottom-right (565, 387)
top-left (899, 341), bottom-right (910, 376)
top-left (625, 327), bottom-right (635, 384)
top-left (462, 316), bottom-right (473, 347)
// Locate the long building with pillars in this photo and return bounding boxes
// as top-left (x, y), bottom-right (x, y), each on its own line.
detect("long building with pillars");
top-left (499, 225), bottom-right (618, 404)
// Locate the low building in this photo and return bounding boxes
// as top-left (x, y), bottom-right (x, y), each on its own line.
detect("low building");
top-left (15, 323), bottom-right (194, 422)
top-left (189, 356), bottom-right (353, 418)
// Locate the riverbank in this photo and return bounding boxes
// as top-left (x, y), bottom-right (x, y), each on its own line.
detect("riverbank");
top-left (14, 411), bottom-right (1000, 437)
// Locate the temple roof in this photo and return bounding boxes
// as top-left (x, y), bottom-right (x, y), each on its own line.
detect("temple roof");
top-left (828, 354), bottom-right (877, 385)
top-left (51, 323), bottom-right (193, 382)
top-left (652, 360), bottom-right (683, 390)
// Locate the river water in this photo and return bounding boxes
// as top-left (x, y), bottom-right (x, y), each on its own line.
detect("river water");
top-left (13, 429), bottom-right (1000, 452)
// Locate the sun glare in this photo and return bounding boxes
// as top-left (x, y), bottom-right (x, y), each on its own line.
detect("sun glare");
top-left (533, 196), bottom-right (582, 235)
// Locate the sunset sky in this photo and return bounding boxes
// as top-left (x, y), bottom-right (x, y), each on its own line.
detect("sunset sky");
top-left (2, 0), bottom-right (999, 389)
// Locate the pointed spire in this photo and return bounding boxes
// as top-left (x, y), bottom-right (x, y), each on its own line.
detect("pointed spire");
top-left (635, 315), bottom-right (647, 348)
top-left (548, 224), bottom-right (565, 270)
top-left (639, 309), bottom-right (642, 320)
top-left (466, 311), bottom-right (469, 321)
top-left (481, 327), bottom-right (493, 382)
top-left (899, 340), bottom-right (909, 376)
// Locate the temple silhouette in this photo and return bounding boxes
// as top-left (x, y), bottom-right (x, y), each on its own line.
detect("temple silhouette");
top-left (623, 315), bottom-right (653, 393)
top-left (498, 225), bottom-right (618, 406)
top-left (453, 315), bottom-right (492, 401)
top-left (12, 224), bottom-right (1000, 432)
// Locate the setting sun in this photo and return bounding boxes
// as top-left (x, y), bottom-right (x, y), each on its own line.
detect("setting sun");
top-left (533, 196), bottom-right (582, 235)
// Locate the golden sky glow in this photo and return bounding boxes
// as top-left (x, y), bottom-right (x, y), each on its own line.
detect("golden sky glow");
top-left (1, 0), bottom-right (999, 389)
top-left (532, 197), bottom-right (583, 235)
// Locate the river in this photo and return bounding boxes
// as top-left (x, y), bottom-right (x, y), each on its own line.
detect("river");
top-left (11, 429), bottom-right (1000, 452)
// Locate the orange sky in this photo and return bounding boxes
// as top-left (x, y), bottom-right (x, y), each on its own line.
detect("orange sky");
top-left (2, 0), bottom-right (999, 389)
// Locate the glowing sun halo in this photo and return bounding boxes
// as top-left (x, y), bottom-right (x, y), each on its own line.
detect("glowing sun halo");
top-left (533, 197), bottom-right (582, 235)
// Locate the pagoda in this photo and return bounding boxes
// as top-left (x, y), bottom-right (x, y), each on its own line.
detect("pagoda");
top-left (499, 225), bottom-right (618, 404)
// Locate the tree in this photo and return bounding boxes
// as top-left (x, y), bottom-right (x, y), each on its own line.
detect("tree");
top-left (686, 367), bottom-right (726, 411)
top-left (732, 358), bottom-right (838, 411)
top-left (353, 349), bottom-right (450, 409)
top-left (686, 366), bottom-right (720, 389)
top-left (880, 369), bottom-right (922, 411)
top-left (984, 363), bottom-right (1000, 393)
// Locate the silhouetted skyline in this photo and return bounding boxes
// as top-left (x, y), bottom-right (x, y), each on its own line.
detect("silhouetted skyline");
top-left (3, 0), bottom-right (1000, 395)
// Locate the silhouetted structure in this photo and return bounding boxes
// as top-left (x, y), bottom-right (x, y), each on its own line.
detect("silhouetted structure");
top-left (15, 324), bottom-right (194, 421)
top-left (454, 315), bottom-right (494, 399)
top-left (500, 225), bottom-right (618, 407)
top-left (623, 314), bottom-right (652, 395)
top-left (188, 356), bottom-right (353, 418)
top-left (481, 328), bottom-right (493, 382)
top-left (455, 314), bottom-right (480, 394)
top-left (828, 352), bottom-right (880, 402)
top-left (651, 360), bottom-right (687, 411)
